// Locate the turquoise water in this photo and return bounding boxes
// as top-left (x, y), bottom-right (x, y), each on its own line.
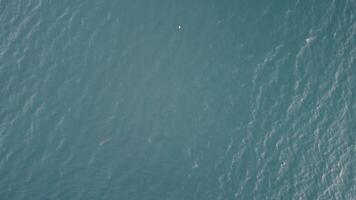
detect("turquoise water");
top-left (0, 0), bottom-right (355, 199)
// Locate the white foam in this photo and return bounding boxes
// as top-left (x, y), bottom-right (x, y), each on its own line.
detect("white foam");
top-left (306, 36), bottom-right (316, 46)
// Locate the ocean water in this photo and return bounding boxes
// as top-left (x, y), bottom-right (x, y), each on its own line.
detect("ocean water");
top-left (0, 0), bottom-right (355, 199)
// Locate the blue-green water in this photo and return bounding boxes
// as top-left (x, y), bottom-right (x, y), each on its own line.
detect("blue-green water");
top-left (0, 0), bottom-right (355, 199)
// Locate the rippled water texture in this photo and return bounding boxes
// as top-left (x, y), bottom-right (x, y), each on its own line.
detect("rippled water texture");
top-left (0, 0), bottom-right (355, 199)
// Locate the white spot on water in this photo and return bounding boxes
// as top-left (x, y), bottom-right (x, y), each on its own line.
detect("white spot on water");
top-left (306, 36), bottom-right (316, 46)
top-left (147, 136), bottom-right (153, 144)
top-left (217, 19), bottom-right (225, 24)
top-left (203, 102), bottom-right (209, 111)
top-left (99, 138), bottom-right (111, 146)
top-left (192, 160), bottom-right (200, 169)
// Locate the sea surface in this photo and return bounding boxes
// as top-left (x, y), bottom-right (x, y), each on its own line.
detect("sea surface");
top-left (0, 0), bottom-right (355, 199)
